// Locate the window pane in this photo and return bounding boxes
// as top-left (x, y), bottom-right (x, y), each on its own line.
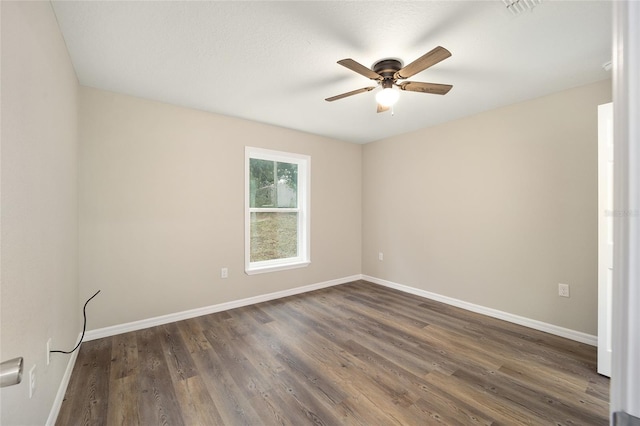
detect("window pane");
top-left (250, 159), bottom-right (297, 208)
top-left (250, 158), bottom-right (275, 208)
top-left (276, 162), bottom-right (297, 208)
top-left (250, 212), bottom-right (298, 262)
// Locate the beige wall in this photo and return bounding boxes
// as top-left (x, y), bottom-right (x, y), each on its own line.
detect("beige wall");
top-left (0, 2), bottom-right (79, 424)
top-left (79, 87), bottom-right (362, 330)
top-left (363, 79), bottom-right (611, 335)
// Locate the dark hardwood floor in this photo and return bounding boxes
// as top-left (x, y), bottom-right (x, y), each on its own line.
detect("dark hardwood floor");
top-left (56, 280), bottom-right (609, 425)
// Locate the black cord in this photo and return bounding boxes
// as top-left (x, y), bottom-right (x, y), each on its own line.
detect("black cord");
top-left (50, 290), bottom-right (101, 355)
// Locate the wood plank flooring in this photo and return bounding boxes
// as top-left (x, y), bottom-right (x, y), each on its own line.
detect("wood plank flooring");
top-left (56, 280), bottom-right (609, 425)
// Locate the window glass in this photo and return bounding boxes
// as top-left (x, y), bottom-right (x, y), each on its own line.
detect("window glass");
top-left (250, 212), bottom-right (298, 262)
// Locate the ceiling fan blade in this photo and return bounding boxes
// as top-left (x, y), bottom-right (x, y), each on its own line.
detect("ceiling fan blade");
top-left (325, 86), bottom-right (376, 102)
top-left (337, 59), bottom-right (383, 80)
top-left (395, 46), bottom-right (451, 80)
top-left (377, 103), bottom-right (390, 113)
top-left (398, 81), bottom-right (453, 95)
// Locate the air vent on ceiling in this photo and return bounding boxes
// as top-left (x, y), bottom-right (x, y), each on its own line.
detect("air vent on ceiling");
top-left (502, 0), bottom-right (542, 15)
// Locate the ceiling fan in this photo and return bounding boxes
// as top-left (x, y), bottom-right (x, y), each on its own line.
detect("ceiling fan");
top-left (325, 46), bottom-right (453, 113)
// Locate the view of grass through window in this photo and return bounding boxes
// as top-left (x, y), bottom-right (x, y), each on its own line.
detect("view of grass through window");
top-left (249, 158), bottom-right (298, 262)
top-left (250, 212), bottom-right (297, 262)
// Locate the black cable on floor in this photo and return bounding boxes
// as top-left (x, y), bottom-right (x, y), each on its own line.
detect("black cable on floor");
top-left (50, 290), bottom-right (101, 355)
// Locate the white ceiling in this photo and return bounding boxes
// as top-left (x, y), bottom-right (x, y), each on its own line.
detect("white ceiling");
top-left (51, 1), bottom-right (612, 144)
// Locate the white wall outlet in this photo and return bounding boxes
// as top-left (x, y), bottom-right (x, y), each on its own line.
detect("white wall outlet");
top-left (29, 364), bottom-right (36, 398)
top-left (558, 283), bottom-right (570, 298)
top-left (378, 252), bottom-right (384, 261)
top-left (46, 338), bottom-right (52, 366)
top-left (221, 267), bottom-right (228, 279)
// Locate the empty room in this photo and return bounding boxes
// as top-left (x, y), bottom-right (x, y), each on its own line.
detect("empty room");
top-left (2, 1), bottom-right (639, 425)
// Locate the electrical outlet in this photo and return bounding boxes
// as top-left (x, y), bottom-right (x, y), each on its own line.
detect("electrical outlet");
top-left (221, 267), bottom-right (228, 279)
top-left (558, 283), bottom-right (570, 298)
top-left (46, 338), bottom-right (52, 366)
top-left (378, 252), bottom-right (384, 261)
top-left (29, 365), bottom-right (36, 398)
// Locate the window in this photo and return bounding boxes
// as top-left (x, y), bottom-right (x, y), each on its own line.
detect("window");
top-left (245, 147), bottom-right (310, 274)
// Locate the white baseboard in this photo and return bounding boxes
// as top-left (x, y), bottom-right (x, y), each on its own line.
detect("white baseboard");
top-left (84, 272), bottom-right (596, 346)
top-left (84, 275), bottom-right (361, 341)
top-left (46, 333), bottom-right (81, 426)
top-left (362, 275), bottom-right (597, 346)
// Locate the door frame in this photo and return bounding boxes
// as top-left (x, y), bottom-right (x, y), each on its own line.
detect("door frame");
top-left (610, 0), bottom-right (640, 420)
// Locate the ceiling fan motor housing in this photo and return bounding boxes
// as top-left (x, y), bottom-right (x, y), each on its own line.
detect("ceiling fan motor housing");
top-left (373, 59), bottom-right (403, 87)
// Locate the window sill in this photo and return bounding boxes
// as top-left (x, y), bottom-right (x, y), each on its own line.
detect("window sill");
top-left (245, 260), bottom-right (310, 275)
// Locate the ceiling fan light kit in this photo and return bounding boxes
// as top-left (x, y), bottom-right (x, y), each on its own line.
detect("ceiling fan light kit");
top-left (376, 88), bottom-right (399, 107)
top-left (325, 46), bottom-right (453, 113)
top-left (376, 79), bottom-right (400, 107)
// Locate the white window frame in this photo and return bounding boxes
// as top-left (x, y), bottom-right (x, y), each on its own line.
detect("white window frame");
top-left (245, 147), bottom-right (310, 275)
